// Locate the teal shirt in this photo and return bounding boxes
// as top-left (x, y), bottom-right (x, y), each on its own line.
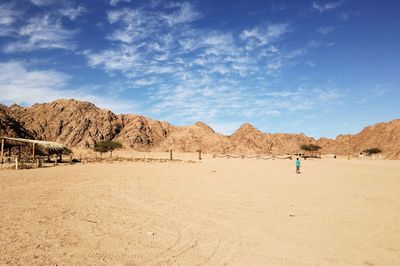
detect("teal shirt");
top-left (296, 160), bottom-right (301, 167)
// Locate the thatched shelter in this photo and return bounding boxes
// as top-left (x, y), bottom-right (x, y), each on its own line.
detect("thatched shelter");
top-left (0, 137), bottom-right (68, 164)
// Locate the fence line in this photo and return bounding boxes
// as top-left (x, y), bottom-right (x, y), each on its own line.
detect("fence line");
top-left (212, 154), bottom-right (292, 160)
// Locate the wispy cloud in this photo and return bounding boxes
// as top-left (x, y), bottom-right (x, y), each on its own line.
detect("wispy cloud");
top-left (317, 26), bottom-right (334, 34)
top-left (0, 61), bottom-right (136, 113)
top-left (86, 45), bottom-right (141, 71)
top-left (0, 3), bottom-right (20, 37)
top-left (83, 1), bottom-right (342, 125)
top-left (339, 11), bottom-right (359, 22)
top-left (356, 84), bottom-right (391, 103)
top-left (162, 2), bottom-right (202, 25)
top-left (59, 4), bottom-right (86, 21)
top-left (0, 3), bottom-right (18, 26)
top-left (312, 1), bottom-right (342, 12)
top-left (3, 15), bottom-right (77, 53)
top-left (240, 23), bottom-right (289, 48)
top-left (30, 0), bottom-right (56, 6)
top-left (109, 0), bottom-right (131, 6)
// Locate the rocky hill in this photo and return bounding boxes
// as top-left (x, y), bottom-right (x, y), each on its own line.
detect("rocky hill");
top-left (0, 99), bottom-right (399, 159)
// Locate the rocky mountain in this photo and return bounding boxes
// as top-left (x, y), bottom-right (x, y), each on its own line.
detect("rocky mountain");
top-left (0, 105), bottom-right (33, 139)
top-left (6, 100), bottom-right (120, 148)
top-left (0, 99), bottom-right (399, 159)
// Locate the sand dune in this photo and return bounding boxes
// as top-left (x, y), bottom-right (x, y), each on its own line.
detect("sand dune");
top-left (1, 155), bottom-right (399, 265)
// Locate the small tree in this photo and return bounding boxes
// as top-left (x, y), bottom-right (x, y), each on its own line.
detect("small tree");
top-left (300, 143), bottom-right (321, 152)
top-left (362, 148), bottom-right (382, 156)
top-left (94, 141), bottom-right (123, 159)
top-left (300, 143), bottom-right (321, 158)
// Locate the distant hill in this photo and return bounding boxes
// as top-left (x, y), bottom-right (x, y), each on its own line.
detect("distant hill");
top-left (1, 99), bottom-right (399, 159)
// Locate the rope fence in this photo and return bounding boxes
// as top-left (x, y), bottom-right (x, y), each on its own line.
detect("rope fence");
top-left (212, 154), bottom-right (292, 160)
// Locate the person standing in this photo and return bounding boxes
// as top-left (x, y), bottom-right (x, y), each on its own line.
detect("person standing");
top-left (296, 158), bottom-right (301, 174)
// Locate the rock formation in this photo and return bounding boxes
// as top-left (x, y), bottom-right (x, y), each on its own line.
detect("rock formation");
top-left (0, 99), bottom-right (399, 159)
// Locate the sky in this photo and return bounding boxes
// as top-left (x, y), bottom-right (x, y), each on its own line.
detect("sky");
top-left (0, 0), bottom-right (399, 138)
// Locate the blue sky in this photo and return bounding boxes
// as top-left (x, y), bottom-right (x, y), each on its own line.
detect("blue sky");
top-left (0, 0), bottom-right (399, 138)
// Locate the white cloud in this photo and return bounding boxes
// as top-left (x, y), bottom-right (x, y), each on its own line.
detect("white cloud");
top-left (0, 3), bottom-right (20, 37)
top-left (109, 0), bottom-right (131, 6)
top-left (3, 15), bottom-right (77, 53)
top-left (84, 2), bottom-right (329, 123)
top-left (88, 2), bottom-right (299, 81)
top-left (0, 61), bottom-right (69, 105)
top-left (317, 26), bottom-right (334, 34)
top-left (372, 86), bottom-right (389, 97)
top-left (240, 23), bottom-right (289, 47)
top-left (86, 45), bottom-right (141, 71)
top-left (307, 40), bottom-right (320, 48)
top-left (305, 60), bottom-right (316, 67)
top-left (132, 77), bottom-right (159, 86)
top-left (312, 1), bottom-right (342, 12)
top-left (107, 8), bottom-right (163, 43)
top-left (0, 3), bottom-right (18, 26)
top-left (315, 88), bottom-right (343, 103)
top-left (59, 5), bottom-right (86, 21)
top-left (267, 60), bottom-right (282, 70)
top-left (339, 11), bottom-right (359, 22)
top-left (0, 61), bottom-right (136, 113)
top-left (162, 2), bottom-right (202, 25)
top-left (30, 0), bottom-right (55, 6)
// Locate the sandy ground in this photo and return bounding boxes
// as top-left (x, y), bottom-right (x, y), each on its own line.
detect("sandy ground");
top-left (1, 154), bottom-right (400, 265)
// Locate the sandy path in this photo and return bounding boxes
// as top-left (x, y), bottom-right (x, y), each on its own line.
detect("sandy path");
top-left (0, 157), bottom-right (399, 265)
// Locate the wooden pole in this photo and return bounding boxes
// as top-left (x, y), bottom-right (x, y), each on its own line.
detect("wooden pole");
top-left (1, 138), bottom-right (4, 164)
top-left (347, 136), bottom-right (350, 160)
top-left (32, 142), bottom-right (35, 164)
top-left (198, 150), bottom-right (202, 160)
top-left (170, 149), bottom-right (173, 160)
top-left (15, 156), bottom-right (19, 170)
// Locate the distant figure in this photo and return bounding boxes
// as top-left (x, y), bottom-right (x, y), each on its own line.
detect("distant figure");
top-left (296, 158), bottom-right (301, 174)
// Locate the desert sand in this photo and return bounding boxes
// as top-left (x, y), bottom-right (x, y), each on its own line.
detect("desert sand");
top-left (1, 153), bottom-right (400, 265)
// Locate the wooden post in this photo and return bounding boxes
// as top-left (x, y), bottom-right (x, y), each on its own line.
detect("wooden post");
top-left (170, 149), bottom-right (173, 160)
top-left (15, 156), bottom-right (19, 170)
top-left (1, 138), bottom-right (4, 164)
top-left (32, 142), bottom-right (35, 164)
top-left (54, 157), bottom-right (57, 166)
top-left (347, 136), bottom-right (350, 160)
top-left (198, 150), bottom-right (202, 160)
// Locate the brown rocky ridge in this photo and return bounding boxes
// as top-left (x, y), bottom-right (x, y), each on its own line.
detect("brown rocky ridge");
top-left (1, 99), bottom-right (399, 159)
